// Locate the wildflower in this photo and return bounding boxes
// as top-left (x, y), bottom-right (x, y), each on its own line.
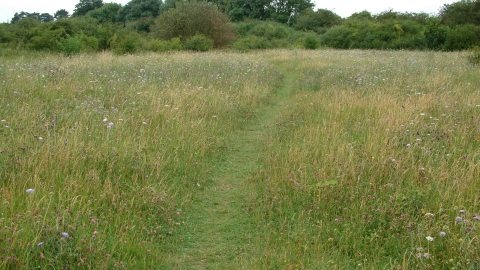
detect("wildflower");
top-left (439, 231), bottom-right (447, 237)
top-left (423, 253), bottom-right (431, 259)
top-left (26, 189), bottom-right (34, 194)
top-left (142, 122), bottom-right (147, 125)
top-left (38, 137), bottom-right (43, 140)
top-left (426, 236), bottom-right (434, 242)
top-left (459, 210), bottom-right (466, 214)
top-left (424, 213), bottom-right (434, 217)
top-left (406, 144), bottom-right (411, 147)
top-left (474, 214), bottom-right (480, 221)
top-left (61, 232), bottom-right (69, 238)
top-left (107, 122), bottom-right (114, 128)
top-left (37, 242), bottom-right (44, 246)
top-left (455, 216), bottom-right (463, 223)
top-left (103, 118), bottom-right (108, 122)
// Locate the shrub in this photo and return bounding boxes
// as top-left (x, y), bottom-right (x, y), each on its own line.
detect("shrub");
top-left (183, 35), bottom-right (214, 51)
top-left (109, 30), bottom-right (142, 54)
top-left (320, 26), bottom-right (355, 49)
top-left (424, 18), bottom-right (448, 50)
top-left (468, 46), bottom-right (480, 65)
top-left (444, 24), bottom-right (480, 51)
top-left (152, 2), bottom-right (235, 48)
top-left (233, 35), bottom-right (269, 51)
top-left (250, 21), bottom-right (290, 40)
top-left (303, 33), bottom-right (319, 49)
top-left (146, 37), bottom-right (182, 52)
top-left (57, 35), bottom-right (83, 55)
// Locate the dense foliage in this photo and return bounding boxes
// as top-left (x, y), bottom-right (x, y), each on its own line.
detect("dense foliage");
top-left (152, 1), bottom-right (235, 48)
top-left (0, 0), bottom-right (479, 53)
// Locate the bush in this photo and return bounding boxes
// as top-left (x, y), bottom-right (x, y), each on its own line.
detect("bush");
top-left (303, 33), bottom-right (319, 49)
top-left (145, 37), bottom-right (182, 52)
top-left (57, 35), bottom-right (83, 55)
top-left (232, 20), bottom-right (310, 50)
top-left (152, 2), bottom-right (235, 48)
top-left (109, 30), bottom-right (142, 54)
top-left (468, 46), bottom-right (480, 65)
top-left (320, 26), bottom-right (355, 49)
top-left (250, 21), bottom-right (290, 40)
top-left (183, 35), bottom-right (213, 51)
top-left (424, 18), bottom-right (448, 50)
top-left (444, 24), bottom-right (480, 51)
top-left (233, 35), bottom-right (269, 51)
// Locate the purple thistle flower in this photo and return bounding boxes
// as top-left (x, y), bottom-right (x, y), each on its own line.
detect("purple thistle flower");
top-left (455, 216), bottom-right (463, 223)
top-left (439, 231), bottom-right (447, 237)
top-left (61, 232), bottom-right (69, 238)
top-left (26, 189), bottom-right (35, 194)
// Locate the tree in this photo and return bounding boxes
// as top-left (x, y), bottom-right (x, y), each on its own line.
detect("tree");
top-left (348, 10), bottom-right (373, 21)
top-left (39, 13), bottom-right (54, 23)
top-left (117, 0), bottom-right (161, 24)
top-left (54, 9), bottom-right (70, 20)
top-left (152, 1), bottom-right (235, 48)
top-left (439, 0), bottom-right (480, 26)
top-left (226, 0), bottom-right (271, 21)
top-left (11, 12), bottom-right (30, 24)
top-left (293, 8), bottom-right (343, 33)
top-left (226, 0), bottom-right (312, 23)
top-left (87, 3), bottom-right (122, 23)
top-left (10, 12), bottom-right (53, 23)
top-left (72, 0), bottom-right (104, 17)
top-left (424, 18), bottom-right (448, 50)
top-left (269, 0), bottom-right (314, 24)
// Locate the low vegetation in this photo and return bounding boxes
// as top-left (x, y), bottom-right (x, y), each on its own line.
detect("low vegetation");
top-left (1, 49), bottom-right (479, 268)
top-left (1, 0), bottom-right (479, 53)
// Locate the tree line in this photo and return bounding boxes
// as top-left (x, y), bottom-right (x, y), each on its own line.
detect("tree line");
top-left (0, 0), bottom-right (479, 55)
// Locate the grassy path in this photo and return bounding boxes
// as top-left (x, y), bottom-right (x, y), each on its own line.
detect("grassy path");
top-left (163, 54), bottom-right (299, 269)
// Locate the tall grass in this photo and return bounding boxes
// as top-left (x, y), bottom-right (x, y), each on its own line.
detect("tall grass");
top-left (1, 49), bottom-right (478, 269)
top-left (0, 51), bottom-right (280, 268)
top-left (251, 50), bottom-right (480, 269)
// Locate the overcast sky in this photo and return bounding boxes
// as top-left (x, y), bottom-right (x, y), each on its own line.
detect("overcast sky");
top-left (0, 0), bottom-right (458, 23)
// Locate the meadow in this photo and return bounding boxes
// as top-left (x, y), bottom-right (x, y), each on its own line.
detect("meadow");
top-left (0, 49), bottom-right (479, 269)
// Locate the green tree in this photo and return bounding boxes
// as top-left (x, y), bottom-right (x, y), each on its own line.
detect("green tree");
top-left (87, 3), bottom-right (122, 23)
top-left (72, 0), bottom-right (104, 17)
top-left (39, 13), bottom-right (54, 23)
top-left (226, 0), bottom-right (271, 21)
top-left (269, 0), bottom-right (314, 24)
top-left (293, 8), bottom-right (343, 33)
top-left (10, 12), bottom-right (53, 23)
top-left (226, 0), bottom-right (312, 23)
top-left (440, 0), bottom-right (480, 26)
top-left (11, 12), bottom-right (29, 24)
top-left (424, 18), bottom-right (448, 50)
top-left (153, 1), bottom-right (235, 48)
top-left (117, 0), bottom-right (161, 24)
top-left (54, 9), bottom-right (70, 20)
top-left (348, 10), bottom-right (373, 21)
top-left (444, 24), bottom-right (480, 50)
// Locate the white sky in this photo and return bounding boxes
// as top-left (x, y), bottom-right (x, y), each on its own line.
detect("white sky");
top-left (0, 0), bottom-right (459, 23)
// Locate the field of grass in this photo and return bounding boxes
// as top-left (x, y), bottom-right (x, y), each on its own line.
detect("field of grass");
top-left (0, 49), bottom-right (479, 269)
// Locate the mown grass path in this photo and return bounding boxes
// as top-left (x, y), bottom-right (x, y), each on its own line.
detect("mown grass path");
top-left (162, 54), bottom-right (299, 269)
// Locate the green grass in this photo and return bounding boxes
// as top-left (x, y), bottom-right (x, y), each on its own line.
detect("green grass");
top-left (1, 49), bottom-right (479, 269)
